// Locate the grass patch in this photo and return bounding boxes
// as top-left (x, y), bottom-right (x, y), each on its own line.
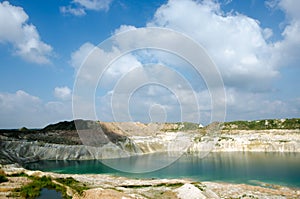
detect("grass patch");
top-left (222, 118), bottom-right (300, 130)
top-left (120, 184), bottom-right (152, 188)
top-left (278, 140), bottom-right (289, 143)
top-left (218, 136), bottom-right (234, 141)
top-left (154, 182), bottom-right (184, 188)
top-left (191, 182), bottom-right (206, 191)
top-left (56, 177), bottom-right (88, 195)
top-left (13, 175), bottom-right (70, 199)
top-left (8, 172), bottom-right (28, 177)
top-left (180, 122), bottom-right (200, 131)
top-left (10, 173), bottom-right (88, 198)
top-left (120, 182), bottom-right (184, 189)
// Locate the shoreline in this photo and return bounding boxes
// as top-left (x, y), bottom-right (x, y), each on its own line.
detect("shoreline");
top-left (1, 164), bottom-right (300, 199)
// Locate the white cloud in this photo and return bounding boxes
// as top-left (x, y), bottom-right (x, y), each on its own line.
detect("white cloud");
top-left (60, 0), bottom-right (113, 16)
top-left (0, 1), bottom-right (53, 64)
top-left (224, 88), bottom-right (300, 121)
top-left (0, 90), bottom-right (72, 128)
top-left (74, 0), bottom-right (112, 11)
top-left (114, 25), bottom-right (137, 34)
top-left (54, 86), bottom-right (72, 100)
top-left (71, 40), bottom-right (208, 123)
top-left (70, 42), bottom-right (95, 70)
top-left (147, 0), bottom-right (278, 91)
top-left (269, 0), bottom-right (300, 68)
top-left (71, 42), bottom-right (142, 88)
top-left (71, 0), bottom-right (300, 124)
top-left (262, 28), bottom-right (273, 40)
top-left (60, 6), bottom-right (86, 16)
top-left (278, 0), bottom-right (300, 20)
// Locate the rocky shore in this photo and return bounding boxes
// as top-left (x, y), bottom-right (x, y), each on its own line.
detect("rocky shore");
top-left (1, 164), bottom-right (300, 199)
top-left (0, 119), bottom-right (300, 198)
top-left (1, 119), bottom-right (300, 164)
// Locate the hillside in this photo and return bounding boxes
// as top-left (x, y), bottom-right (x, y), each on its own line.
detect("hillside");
top-left (0, 118), bottom-right (299, 165)
top-left (222, 118), bottom-right (300, 130)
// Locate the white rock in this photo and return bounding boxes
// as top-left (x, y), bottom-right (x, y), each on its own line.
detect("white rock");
top-left (175, 183), bottom-right (206, 199)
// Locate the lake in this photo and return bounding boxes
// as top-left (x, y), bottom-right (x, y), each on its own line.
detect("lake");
top-left (25, 152), bottom-right (300, 187)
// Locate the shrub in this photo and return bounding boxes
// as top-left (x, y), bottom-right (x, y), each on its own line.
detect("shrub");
top-left (0, 169), bottom-right (8, 183)
top-left (15, 175), bottom-right (70, 199)
top-left (0, 174), bottom-right (8, 183)
top-left (56, 177), bottom-right (88, 195)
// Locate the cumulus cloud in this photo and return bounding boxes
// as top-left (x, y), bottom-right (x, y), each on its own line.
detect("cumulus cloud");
top-left (60, 0), bottom-right (113, 16)
top-left (278, 0), bottom-right (300, 20)
top-left (70, 42), bottom-right (95, 70)
top-left (225, 88), bottom-right (300, 121)
top-left (0, 1), bottom-right (53, 64)
top-left (147, 0), bottom-right (279, 91)
top-left (71, 41), bottom-right (142, 88)
top-left (71, 0), bottom-right (300, 124)
top-left (0, 90), bottom-right (72, 128)
top-left (269, 0), bottom-right (300, 68)
top-left (54, 86), bottom-right (72, 100)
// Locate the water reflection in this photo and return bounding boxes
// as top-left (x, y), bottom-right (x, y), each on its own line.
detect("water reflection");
top-left (25, 152), bottom-right (300, 187)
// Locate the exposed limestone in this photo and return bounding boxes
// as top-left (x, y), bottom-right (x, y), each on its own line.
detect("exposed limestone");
top-left (1, 129), bottom-right (300, 164)
top-left (1, 165), bottom-right (299, 199)
top-left (175, 183), bottom-right (207, 199)
top-left (73, 188), bottom-right (135, 199)
top-left (0, 120), bottom-right (300, 164)
top-left (211, 129), bottom-right (300, 152)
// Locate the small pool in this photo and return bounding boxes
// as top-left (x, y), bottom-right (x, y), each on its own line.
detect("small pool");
top-left (37, 188), bottom-right (62, 199)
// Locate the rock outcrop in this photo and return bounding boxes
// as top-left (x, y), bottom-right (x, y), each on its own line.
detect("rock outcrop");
top-left (1, 119), bottom-right (300, 164)
top-left (1, 165), bottom-right (299, 199)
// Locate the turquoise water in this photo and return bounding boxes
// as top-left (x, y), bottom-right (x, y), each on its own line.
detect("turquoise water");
top-left (25, 152), bottom-right (300, 187)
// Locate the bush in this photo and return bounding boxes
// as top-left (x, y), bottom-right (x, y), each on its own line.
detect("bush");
top-left (56, 177), bottom-right (88, 195)
top-left (222, 118), bottom-right (300, 130)
top-left (15, 176), bottom-right (70, 199)
top-left (0, 174), bottom-right (8, 183)
top-left (0, 169), bottom-right (8, 183)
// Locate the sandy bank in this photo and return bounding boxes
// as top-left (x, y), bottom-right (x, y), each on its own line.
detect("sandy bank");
top-left (1, 164), bottom-right (300, 199)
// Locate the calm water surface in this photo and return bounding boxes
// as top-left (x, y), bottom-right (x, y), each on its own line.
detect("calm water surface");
top-left (25, 152), bottom-right (300, 187)
top-left (36, 188), bottom-right (62, 199)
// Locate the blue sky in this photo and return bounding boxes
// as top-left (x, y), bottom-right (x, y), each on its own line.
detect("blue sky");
top-left (0, 0), bottom-right (299, 128)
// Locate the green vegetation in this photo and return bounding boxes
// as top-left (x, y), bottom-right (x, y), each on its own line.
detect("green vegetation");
top-left (180, 122), bottom-right (200, 131)
top-left (19, 127), bottom-right (29, 131)
top-left (120, 184), bottom-right (152, 188)
top-left (56, 177), bottom-right (88, 195)
top-left (0, 169), bottom-right (8, 183)
top-left (154, 182), bottom-right (184, 188)
top-left (191, 182), bottom-right (206, 191)
top-left (12, 175), bottom-right (88, 199)
top-left (8, 172), bottom-right (28, 177)
top-left (218, 136), bottom-right (234, 141)
top-left (222, 118), bottom-right (300, 130)
top-left (193, 136), bottom-right (202, 142)
top-left (14, 175), bottom-right (69, 199)
top-left (120, 182), bottom-right (184, 189)
top-left (42, 120), bottom-right (77, 131)
top-left (0, 174), bottom-right (8, 183)
top-left (162, 122), bottom-right (201, 132)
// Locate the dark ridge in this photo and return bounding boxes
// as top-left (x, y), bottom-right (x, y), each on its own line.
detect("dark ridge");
top-left (42, 120), bottom-right (77, 131)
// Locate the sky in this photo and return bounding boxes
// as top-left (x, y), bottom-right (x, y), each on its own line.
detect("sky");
top-left (0, 0), bottom-right (299, 128)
